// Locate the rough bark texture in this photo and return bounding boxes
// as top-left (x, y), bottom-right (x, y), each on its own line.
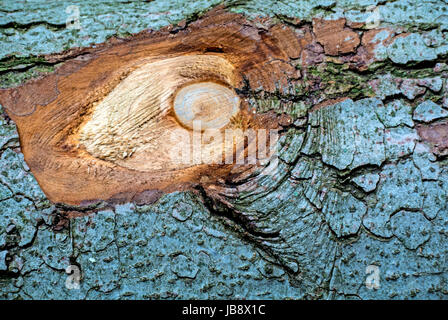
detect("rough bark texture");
top-left (0, 0), bottom-right (448, 299)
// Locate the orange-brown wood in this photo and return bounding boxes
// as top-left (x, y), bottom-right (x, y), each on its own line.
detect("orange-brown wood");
top-left (0, 8), bottom-right (308, 205)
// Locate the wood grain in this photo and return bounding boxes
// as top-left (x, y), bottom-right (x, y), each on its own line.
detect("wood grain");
top-left (0, 8), bottom-right (306, 205)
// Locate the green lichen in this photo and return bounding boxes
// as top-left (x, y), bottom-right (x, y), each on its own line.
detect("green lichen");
top-left (0, 55), bottom-right (48, 72)
top-left (0, 64), bottom-right (55, 88)
top-left (308, 62), bottom-right (376, 100)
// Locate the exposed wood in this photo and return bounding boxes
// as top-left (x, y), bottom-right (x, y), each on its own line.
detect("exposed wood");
top-left (1, 7), bottom-right (441, 209)
top-left (0, 8), bottom-right (305, 205)
top-left (312, 18), bottom-right (360, 56)
top-left (417, 120), bottom-right (448, 156)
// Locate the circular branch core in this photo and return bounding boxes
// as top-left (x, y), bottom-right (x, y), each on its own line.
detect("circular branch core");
top-left (173, 82), bottom-right (240, 130)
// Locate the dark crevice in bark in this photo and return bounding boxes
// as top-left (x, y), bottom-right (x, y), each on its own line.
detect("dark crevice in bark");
top-left (196, 184), bottom-right (281, 240)
top-left (0, 21), bottom-right (67, 31)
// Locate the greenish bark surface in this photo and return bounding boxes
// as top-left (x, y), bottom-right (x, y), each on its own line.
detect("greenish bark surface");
top-left (0, 0), bottom-right (448, 299)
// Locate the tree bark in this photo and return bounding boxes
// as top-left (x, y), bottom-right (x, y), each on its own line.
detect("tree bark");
top-left (0, 0), bottom-right (447, 299)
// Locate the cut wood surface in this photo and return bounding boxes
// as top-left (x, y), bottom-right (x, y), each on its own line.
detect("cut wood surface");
top-left (0, 7), bottom-right (445, 206)
top-left (0, 9), bottom-right (301, 205)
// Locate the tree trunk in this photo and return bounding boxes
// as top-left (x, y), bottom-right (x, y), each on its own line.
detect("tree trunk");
top-left (0, 0), bottom-right (447, 299)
